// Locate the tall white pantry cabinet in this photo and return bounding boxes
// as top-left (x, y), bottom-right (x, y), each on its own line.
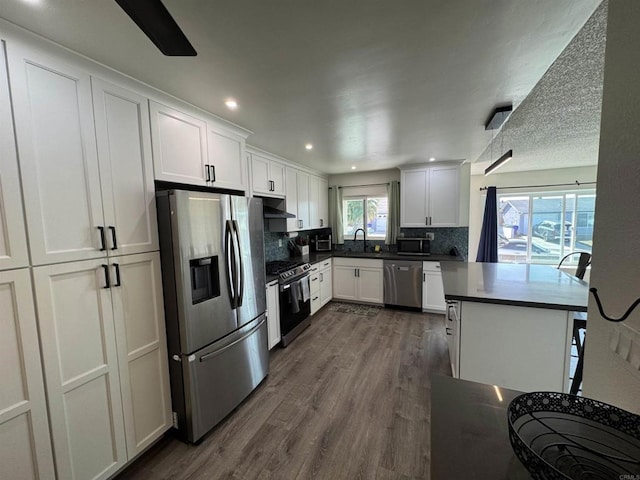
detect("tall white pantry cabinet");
top-left (1, 31), bottom-right (171, 480)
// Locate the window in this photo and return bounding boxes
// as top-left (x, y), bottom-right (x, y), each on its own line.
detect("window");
top-left (343, 196), bottom-right (388, 239)
top-left (497, 190), bottom-right (595, 264)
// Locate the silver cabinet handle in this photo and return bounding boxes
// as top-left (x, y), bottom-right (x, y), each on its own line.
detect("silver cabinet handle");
top-left (320, 272), bottom-right (323, 282)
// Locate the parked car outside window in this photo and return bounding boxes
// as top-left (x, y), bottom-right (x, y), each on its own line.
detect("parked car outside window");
top-left (532, 220), bottom-right (572, 242)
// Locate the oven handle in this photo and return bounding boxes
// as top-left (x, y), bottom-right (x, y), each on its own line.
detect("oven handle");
top-left (279, 274), bottom-right (310, 293)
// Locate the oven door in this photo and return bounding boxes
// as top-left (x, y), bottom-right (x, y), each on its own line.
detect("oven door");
top-left (279, 275), bottom-right (311, 336)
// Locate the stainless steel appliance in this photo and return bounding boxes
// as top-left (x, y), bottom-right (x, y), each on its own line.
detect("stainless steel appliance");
top-left (313, 234), bottom-right (332, 252)
top-left (383, 260), bottom-right (422, 310)
top-left (266, 260), bottom-right (311, 346)
top-left (157, 190), bottom-right (268, 443)
top-left (396, 237), bottom-right (431, 256)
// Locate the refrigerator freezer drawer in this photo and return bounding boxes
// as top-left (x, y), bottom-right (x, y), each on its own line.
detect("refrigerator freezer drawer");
top-left (184, 314), bottom-right (268, 442)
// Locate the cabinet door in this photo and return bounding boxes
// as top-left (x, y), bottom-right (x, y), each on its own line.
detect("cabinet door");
top-left (149, 101), bottom-right (207, 186)
top-left (423, 270), bottom-right (446, 312)
top-left (357, 267), bottom-right (384, 304)
top-left (250, 154), bottom-right (271, 195)
top-left (332, 265), bottom-right (358, 301)
top-left (208, 126), bottom-right (246, 191)
top-left (110, 253), bottom-right (172, 458)
top-left (429, 165), bottom-right (459, 227)
top-left (285, 167), bottom-right (299, 231)
top-left (266, 282), bottom-right (280, 349)
top-left (400, 168), bottom-right (428, 227)
top-left (270, 161), bottom-right (286, 196)
top-left (0, 46), bottom-right (29, 271)
top-left (8, 44), bottom-right (106, 265)
top-left (320, 266), bottom-right (333, 306)
top-left (0, 269), bottom-right (55, 480)
top-left (92, 78), bottom-right (159, 256)
top-left (309, 175), bottom-right (320, 229)
top-left (33, 260), bottom-right (127, 480)
top-left (318, 177), bottom-right (329, 228)
top-left (297, 171), bottom-right (310, 230)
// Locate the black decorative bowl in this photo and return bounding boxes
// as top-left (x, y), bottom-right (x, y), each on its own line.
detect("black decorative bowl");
top-left (507, 391), bottom-right (640, 479)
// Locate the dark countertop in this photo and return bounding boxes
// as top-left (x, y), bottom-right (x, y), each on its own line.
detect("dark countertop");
top-left (431, 375), bottom-right (530, 479)
top-left (440, 262), bottom-right (589, 311)
top-left (266, 251), bottom-right (463, 284)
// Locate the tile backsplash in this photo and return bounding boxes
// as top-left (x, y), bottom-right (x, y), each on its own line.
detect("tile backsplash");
top-left (264, 227), bottom-right (332, 262)
top-left (264, 225), bottom-right (469, 261)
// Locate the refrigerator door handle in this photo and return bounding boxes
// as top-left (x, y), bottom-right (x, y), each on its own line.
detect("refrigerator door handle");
top-left (225, 219), bottom-right (237, 308)
top-left (199, 317), bottom-right (265, 362)
top-left (232, 220), bottom-right (244, 307)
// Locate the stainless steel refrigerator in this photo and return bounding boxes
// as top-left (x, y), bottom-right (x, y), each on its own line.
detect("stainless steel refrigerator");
top-left (156, 190), bottom-right (268, 443)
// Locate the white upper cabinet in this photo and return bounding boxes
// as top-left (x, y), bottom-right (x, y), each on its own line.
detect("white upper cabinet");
top-left (92, 77), bottom-right (159, 256)
top-left (285, 167), bottom-right (299, 231)
top-left (309, 175), bottom-right (329, 229)
top-left (207, 125), bottom-right (247, 191)
top-left (249, 151), bottom-right (286, 197)
top-left (149, 101), bottom-right (208, 186)
top-left (7, 43), bottom-right (106, 265)
top-left (318, 177), bottom-right (329, 228)
top-left (400, 164), bottom-right (460, 227)
top-left (0, 43), bottom-right (29, 271)
top-left (309, 175), bottom-right (320, 228)
top-left (296, 171), bottom-right (310, 230)
top-left (0, 269), bottom-right (55, 480)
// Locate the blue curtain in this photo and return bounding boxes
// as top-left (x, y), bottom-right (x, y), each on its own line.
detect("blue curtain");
top-left (476, 186), bottom-right (498, 262)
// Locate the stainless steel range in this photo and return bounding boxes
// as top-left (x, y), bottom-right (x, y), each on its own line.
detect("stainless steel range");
top-left (266, 260), bottom-right (311, 346)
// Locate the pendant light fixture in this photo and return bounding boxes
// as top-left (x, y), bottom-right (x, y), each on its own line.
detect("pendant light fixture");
top-left (484, 105), bottom-right (513, 176)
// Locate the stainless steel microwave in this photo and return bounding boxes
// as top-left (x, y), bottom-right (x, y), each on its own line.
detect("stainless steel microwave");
top-left (314, 235), bottom-right (332, 252)
top-left (396, 237), bottom-right (431, 255)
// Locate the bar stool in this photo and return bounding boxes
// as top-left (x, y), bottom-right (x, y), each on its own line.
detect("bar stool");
top-left (557, 252), bottom-right (591, 395)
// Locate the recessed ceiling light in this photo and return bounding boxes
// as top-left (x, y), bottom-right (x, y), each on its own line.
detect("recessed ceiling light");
top-left (351, 166), bottom-right (357, 170)
top-left (305, 143), bottom-right (313, 150)
top-left (429, 157), bottom-right (436, 162)
top-left (225, 99), bottom-right (238, 110)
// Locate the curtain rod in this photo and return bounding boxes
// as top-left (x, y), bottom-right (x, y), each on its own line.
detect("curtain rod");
top-left (329, 182), bottom-right (391, 189)
top-left (479, 180), bottom-right (596, 191)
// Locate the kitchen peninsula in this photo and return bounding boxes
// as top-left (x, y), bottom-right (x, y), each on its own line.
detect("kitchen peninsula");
top-left (440, 262), bottom-right (589, 393)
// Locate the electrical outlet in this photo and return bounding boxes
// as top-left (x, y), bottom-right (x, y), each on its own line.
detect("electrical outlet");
top-left (425, 232), bottom-right (435, 240)
top-left (278, 239), bottom-right (283, 247)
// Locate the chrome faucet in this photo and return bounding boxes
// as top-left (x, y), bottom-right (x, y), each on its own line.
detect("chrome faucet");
top-left (353, 228), bottom-right (367, 252)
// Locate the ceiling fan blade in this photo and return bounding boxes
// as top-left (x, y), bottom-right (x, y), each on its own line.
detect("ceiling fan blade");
top-left (114, 0), bottom-right (197, 56)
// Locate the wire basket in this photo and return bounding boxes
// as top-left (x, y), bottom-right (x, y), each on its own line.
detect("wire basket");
top-left (507, 391), bottom-right (640, 479)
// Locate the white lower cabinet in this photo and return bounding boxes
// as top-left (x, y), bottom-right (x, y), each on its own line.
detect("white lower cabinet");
top-left (111, 253), bottom-right (172, 458)
top-left (310, 258), bottom-right (332, 315)
top-left (319, 259), bottom-right (333, 307)
top-left (266, 280), bottom-right (281, 349)
top-left (0, 269), bottom-right (55, 480)
top-left (333, 258), bottom-right (383, 304)
top-left (422, 262), bottom-right (446, 313)
top-left (33, 253), bottom-right (171, 479)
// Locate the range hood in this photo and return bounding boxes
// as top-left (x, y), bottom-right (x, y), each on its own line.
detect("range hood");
top-left (263, 205), bottom-right (296, 219)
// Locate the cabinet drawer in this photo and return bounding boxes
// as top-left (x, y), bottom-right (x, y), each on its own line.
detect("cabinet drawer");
top-left (310, 272), bottom-right (321, 293)
top-left (422, 261), bottom-right (442, 272)
top-left (310, 293), bottom-right (321, 315)
top-left (332, 257), bottom-right (383, 269)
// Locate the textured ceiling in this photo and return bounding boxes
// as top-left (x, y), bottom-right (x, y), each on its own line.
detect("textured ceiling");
top-left (0, 0), bottom-right (602, 174)
top-left (473, 2), bottom-right (607, 175)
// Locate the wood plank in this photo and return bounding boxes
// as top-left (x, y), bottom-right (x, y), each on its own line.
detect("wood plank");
top-left (117, 306), bottom-right (450, 480)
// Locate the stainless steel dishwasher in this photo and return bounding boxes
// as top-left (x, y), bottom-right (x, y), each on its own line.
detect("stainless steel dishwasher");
top-left (383, 260), bottom-right (423, 310)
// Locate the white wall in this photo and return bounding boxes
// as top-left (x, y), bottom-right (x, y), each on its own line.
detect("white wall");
top-left (328, 168), bottom-right (399, 187)
top-left (468, 166), bottom-right (598, 259)
top-left (583, 0), bottom-right (640, 413)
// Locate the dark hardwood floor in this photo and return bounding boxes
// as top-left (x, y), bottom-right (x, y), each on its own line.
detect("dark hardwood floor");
top-left (117, 304), bottom-right (451, 480)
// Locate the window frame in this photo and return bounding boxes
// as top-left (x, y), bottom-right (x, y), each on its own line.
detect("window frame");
top-left (342, 194), bottom-right (388, 240)
top-left (496, 189), bottom-right (596, 265)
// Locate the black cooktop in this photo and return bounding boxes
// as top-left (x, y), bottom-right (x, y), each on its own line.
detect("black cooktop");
top-left (265, 260), bottom-right (302, 276)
